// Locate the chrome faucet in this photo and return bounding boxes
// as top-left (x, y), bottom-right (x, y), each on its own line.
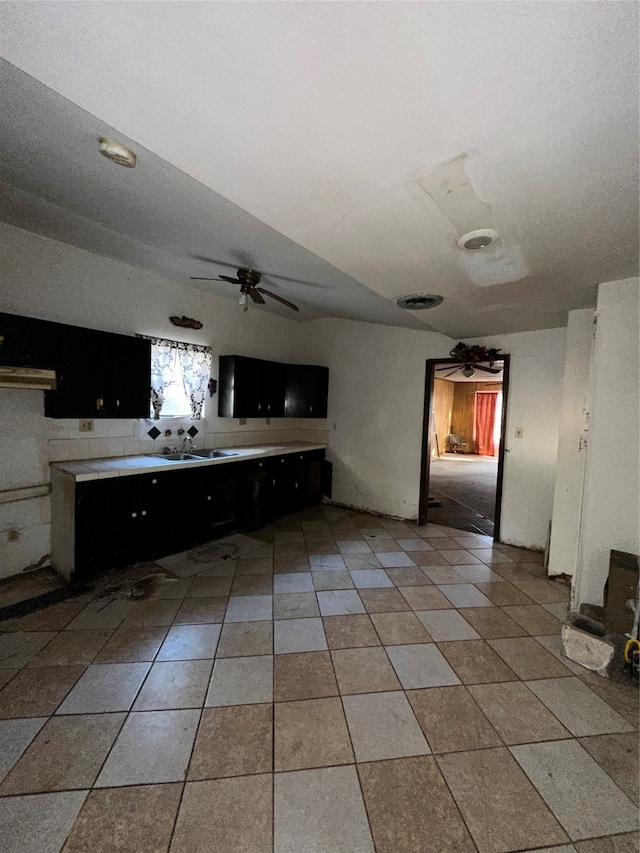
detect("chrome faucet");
top-left (182, 436), bottom-right (195, 453)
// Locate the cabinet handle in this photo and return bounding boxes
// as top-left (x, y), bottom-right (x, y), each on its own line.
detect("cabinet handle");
top-left (207, 495), bottom-right (212, 501)
top-left (259, 462), bottom-right (263, 468)
top-left (258, 403), bottom-right (262, 412)
top-left (267, 403), bottom-right (271, 412)
top-left (141, 510), bottom-right (147, 516)
top-left (299, 455), bottom-right (303, 460)
top-left (131, 512), bottom-right (137, 518)
top-left (152, 479), bottom-right (157, 485)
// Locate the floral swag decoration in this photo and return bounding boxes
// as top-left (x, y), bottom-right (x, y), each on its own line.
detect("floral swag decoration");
top-left (147, 337), bottom-right (213, 420)
top-left (449, 342), bottom-right (502, 365)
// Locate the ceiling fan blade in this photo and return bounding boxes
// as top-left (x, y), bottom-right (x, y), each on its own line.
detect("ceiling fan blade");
top-left (190, 275), bottom-right (240, 284)
top-left (435, 366), bottom-right (455, 372)
top-left (249, 288), bottom-right (266, 304)
top-left (257, 287), bottom-right (300, 312)
top-left (440, 367), bottom-right (460, 378)
top-left (474, 365), bottom-right (502, 374)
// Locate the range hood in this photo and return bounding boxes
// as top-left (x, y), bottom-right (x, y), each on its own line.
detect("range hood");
top-left (0, 366), bottom-right (57, 390)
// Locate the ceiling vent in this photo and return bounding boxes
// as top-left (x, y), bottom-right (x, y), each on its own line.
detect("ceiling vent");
top-left (457, 229), bottom-right (499, 250)
top-left (396, 294), bottom-right (443, 310)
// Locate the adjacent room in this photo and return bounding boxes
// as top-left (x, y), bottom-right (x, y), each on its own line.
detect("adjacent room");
top-left (0, 4), bottom-right (638, 853)
top-left (427, 356), bottom-right (505, 533)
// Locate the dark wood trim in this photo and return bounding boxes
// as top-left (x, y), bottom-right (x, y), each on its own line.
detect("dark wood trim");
top-left (418, 360), bottom-right (437, 525)
top-left (493, 354), bottom-right (510, 541)
top-left (418, 355), bottom-right (510, 541)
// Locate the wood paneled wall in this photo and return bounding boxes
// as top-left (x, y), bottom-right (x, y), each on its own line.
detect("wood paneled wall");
top-left (450, 381), bottom-right (502, 453)
top-left (431, 378), bottom-right (455, 457)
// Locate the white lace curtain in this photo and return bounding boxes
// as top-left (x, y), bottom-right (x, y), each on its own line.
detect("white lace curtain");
top-left (148, 337), bottom-right (212, 420)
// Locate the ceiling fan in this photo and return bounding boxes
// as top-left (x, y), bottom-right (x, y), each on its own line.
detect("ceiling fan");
top-left (435, 362), bottom-right (503, 378)
top-left (191, 267), bottom-right (299, 312)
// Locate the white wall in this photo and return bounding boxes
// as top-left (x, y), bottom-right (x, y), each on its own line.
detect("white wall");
top-left (0, 224), bottom-right (327, 578)
top-left (300, 318), bottom-right (454, 519)
top-left (574, 277), bottom-right (640, 607)
top-left (301, 319), bottom-right (567, 550)
top-left (547, 308), bottom-right (595, 577)
top-left (475, 328), bottom-right (567, 550)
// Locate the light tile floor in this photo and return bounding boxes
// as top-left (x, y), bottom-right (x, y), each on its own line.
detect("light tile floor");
top-left (0, 505), bottom-right (638, 853)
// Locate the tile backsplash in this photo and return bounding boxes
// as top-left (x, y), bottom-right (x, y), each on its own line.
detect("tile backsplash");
top-left (47, 416), bottom-right (329, 462)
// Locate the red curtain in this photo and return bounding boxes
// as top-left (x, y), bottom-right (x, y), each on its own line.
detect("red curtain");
top-left (475, 392), bottom-right (499, 456)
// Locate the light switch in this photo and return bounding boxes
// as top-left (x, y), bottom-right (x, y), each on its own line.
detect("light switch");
top-left (514, 427), bottom-right (523, 438)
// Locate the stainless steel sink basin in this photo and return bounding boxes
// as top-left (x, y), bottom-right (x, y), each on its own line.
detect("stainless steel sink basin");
top-left (151, 452), bottom-right (201, 462)
top-left (190, 449), bottom-right (239, 458)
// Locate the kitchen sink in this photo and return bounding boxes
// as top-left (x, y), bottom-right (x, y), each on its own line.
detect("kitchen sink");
top-left (190, 449), bottom-right (239, 458)
top-left (150, 452), bottom-right (201, 462)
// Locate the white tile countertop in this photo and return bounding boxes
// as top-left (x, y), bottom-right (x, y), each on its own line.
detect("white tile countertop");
top-left (51, 441), bottom-right (327, 482)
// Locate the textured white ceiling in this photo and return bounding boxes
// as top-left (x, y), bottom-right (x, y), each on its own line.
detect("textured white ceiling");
top-left (0, 2), bottom-right (637, 336)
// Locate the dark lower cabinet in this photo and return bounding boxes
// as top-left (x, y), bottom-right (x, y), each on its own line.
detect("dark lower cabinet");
top-left (242, 450), bottom-right (327, 532)
top-left (75, 472), bottom-right (169, 576)
top-left (68, 450), bottom-right (329, 580)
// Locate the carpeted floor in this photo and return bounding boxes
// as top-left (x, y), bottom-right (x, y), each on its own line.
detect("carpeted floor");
top-left (428, 454), bottom-right (499, 522)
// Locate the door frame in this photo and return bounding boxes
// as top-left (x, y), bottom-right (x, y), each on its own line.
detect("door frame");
top-left (418, 354), bottom-right (511, 541)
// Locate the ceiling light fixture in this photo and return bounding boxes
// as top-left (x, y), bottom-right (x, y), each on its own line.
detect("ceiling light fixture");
top-left (461, 365), bottom-right (476, 377)
top-left (239, 292), bottom-right (249, 312)
top-left (396, 294), bottom-right (444, 310)
top-left (99, 138), bottom-right (137, 168)
top-left (457, 229), bottom-right (499, 250)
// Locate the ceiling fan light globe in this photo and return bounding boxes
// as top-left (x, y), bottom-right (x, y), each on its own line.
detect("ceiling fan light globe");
top-left (461, 366), bottom-right (475, 377)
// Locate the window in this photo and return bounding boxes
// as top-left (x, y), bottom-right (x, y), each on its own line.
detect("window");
top-left (148, 337), bottom-right (212, 420)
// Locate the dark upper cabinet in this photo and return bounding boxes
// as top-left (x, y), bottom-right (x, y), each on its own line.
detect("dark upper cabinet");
top-left (45, 325), bottom-right (150, 419)
top-left (285, 364), bottom-right (329, 418)
top-left (0, 311), bottom-right (150, 419)
top-left (219, 356), bottom-right (328, 419)
top-left (218, 356), bottom-right (285, 418)
top-left (0, 311), bottom-right (55, 368)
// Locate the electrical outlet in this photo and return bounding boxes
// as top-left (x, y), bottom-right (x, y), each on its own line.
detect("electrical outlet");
top-left (239, 418), bottom-right (247, 426)
top-left (7, 528), bottom-right (20, 542)
top-left (514, 427), bottom-right (524, 438)
top-left (79, 419), bottom-right (94, 433)
top-left (332, 422), bottom-right (337, 431)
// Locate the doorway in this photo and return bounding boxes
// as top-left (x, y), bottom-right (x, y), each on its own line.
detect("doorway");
top-left (418, 355), bottom-right (510, 539)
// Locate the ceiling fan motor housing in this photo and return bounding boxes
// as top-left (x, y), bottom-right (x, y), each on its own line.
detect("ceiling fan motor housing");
top-left (237, 268), bottom-right (261, 287)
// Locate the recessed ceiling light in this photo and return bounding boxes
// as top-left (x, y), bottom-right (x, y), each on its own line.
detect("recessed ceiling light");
top-left (457, 229), bottom-right (499, 250)
top-left (396, 294), bottom-right (444, 310)
top-left (99, 138), bottom-right (137, 168)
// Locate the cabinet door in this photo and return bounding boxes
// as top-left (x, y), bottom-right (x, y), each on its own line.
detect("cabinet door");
top-left (219, 356), bottom-right (263, 418)
top-left (74, 472), bottom-right (171, 576)
top-left (263, 361), bottom-right (285, 417)
top-left (0, 312), bottom-right (54, 368)
top-left (285, 365), bottom-right (329, 418)
top-left (45, 326), bottom-right (150, 419)
top-left (46, 326), bottom-right (105, 419)
top-left (75, 478), bottom-right (137, 576)
top-left (106, 334), bottom-right (151, 418)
